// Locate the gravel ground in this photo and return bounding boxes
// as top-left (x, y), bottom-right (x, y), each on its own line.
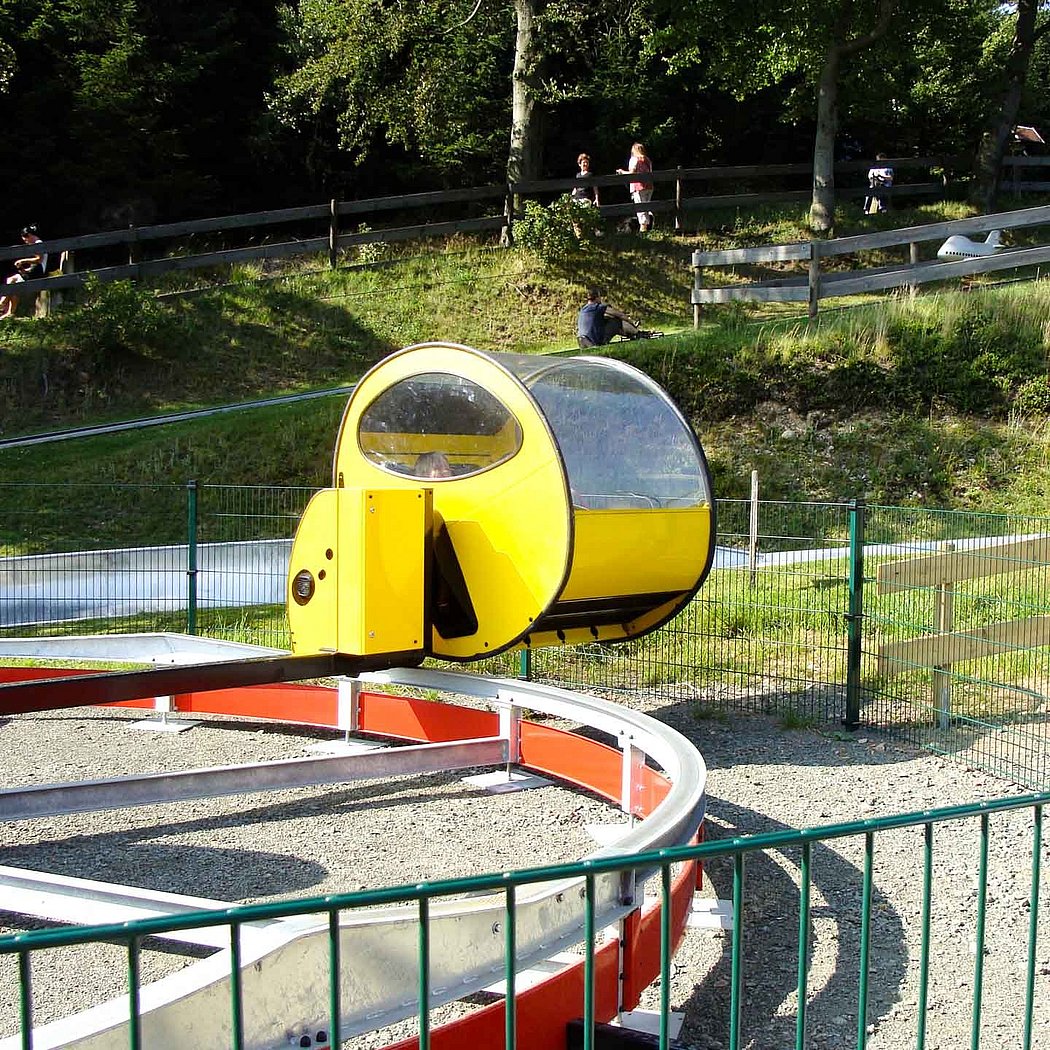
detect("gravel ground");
top-left (1, 689), bottom-right (1048, 1050)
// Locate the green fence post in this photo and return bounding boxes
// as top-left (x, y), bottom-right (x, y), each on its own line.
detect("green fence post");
top-left (518, 648), bottom-right (532, 681)
top-left (186, 480), bottom-right (198, 636)
top-left (844, 498), bottom-right (865, 729)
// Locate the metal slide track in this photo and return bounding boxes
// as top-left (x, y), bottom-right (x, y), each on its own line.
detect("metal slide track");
top-left (1, 665), bottom-right (707, 1050)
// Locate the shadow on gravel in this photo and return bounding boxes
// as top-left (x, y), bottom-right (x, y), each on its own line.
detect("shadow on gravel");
top-left (678, 798), bottom-right (908, 1050)
top-left (0, 841), bottom-right (329, 900)
top-left (0, 774), bottom-right (491, 899)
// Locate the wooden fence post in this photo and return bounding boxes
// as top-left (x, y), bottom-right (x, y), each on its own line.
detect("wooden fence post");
top-left (35, 250), bottom-right (74, 318)
top-left (329, 199), bottom-right (339, 268)
top-left (808, 240), bottom-right (821, 318)
top-left (127, 224), bottom-right (139, 268)
top-left (675, 167), bottom-right (683, 232)
top-left (909, 241), bottom-right (920, 298)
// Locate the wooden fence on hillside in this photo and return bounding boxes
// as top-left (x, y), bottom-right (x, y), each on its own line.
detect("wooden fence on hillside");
top-left (1, 154), bottom-right (1047, 313)
top-left (691, 204), bottom-right (1050, 321)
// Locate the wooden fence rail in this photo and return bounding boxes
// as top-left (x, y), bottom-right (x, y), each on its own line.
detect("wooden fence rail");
top-left (0, 153), bottom-right (1041, 313)
top-left (876, 535), bottom-right (1050, 729)
top-left (691, 203), bottom-right (1050, 322)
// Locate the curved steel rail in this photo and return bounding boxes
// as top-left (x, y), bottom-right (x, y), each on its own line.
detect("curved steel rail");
top-left (1, 666), bottom-right (706, 1050)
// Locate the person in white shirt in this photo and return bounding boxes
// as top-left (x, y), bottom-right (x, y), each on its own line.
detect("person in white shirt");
top-left (864, 154), bottom-right (894, 214)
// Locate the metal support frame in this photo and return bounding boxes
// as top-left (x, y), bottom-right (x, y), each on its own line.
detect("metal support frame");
top-left (1, 662), bottom-right (707, 1049)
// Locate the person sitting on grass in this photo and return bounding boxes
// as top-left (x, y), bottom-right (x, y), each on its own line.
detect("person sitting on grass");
top-left (576, 287), bottom-right (653, 348)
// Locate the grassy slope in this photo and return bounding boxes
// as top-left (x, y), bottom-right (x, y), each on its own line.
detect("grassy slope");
top-left (1, 199), bottom-right (1049, 552)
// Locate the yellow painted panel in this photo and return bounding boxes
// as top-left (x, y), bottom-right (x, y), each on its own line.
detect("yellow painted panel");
top-left (287, 488), bottom-right (427, 659)
top-left (333, 345), bottom-right (572, 660)
top-left (287, 489), bottom-right (341, 655)
top-left (354, 489), bottom-right (428, 655)
top-left (563, 507), bottom-right (712, 599)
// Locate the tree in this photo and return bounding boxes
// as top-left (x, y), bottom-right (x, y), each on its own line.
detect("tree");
top-left (656, 0), bottom-right (995, 232)
top-left (0, 0), bottom-right (288, 231)
top-left (508, 0), bottom-right (545, 184)
top-left (808, 0), bottom-right (897, 232)
top-left (971, 1), bottom-right (1050, 212)
top-left (273, 0), bottom-right (657, 193)
top-left (272, 0), bottom-right (515, 192)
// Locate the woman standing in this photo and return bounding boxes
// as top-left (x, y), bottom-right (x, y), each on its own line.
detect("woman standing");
top-left (617, 143), bottom-right (654, 232)
top-left (571, 153), bottom-right (600, 205)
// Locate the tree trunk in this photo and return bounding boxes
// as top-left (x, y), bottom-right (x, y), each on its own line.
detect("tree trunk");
top-left (972, 0), bottom-right (1042, 213)
top-left (508, 0), bottom-right (545, 190)
top-left (809, 46), bottom-right (841, 234)
top-left (808, 0), bottom-right (898, 234)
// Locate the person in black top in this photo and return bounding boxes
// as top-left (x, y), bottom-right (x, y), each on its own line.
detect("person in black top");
top-left (577, 288), bottom-right (648, 348)
top-left (571, 153), bottom-right (600, 205)
top-left (0, 225), bottom-right (48, 319)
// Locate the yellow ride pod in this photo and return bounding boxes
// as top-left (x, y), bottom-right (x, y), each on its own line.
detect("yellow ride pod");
top-left (288, 342), bottom-right (715, 662)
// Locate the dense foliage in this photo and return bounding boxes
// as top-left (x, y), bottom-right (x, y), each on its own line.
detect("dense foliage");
top-left (0, 1), bottom-right (1047, 236)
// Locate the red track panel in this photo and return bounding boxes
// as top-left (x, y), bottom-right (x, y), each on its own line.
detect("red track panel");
top-left (5, 670), bottom-right (700, 1050)
top-left (382, 935), bottom-right (622, 1050)
top-left (358, 691), bottom-right (499, 741)
top-left (167, 684), bottom-right (340, 727)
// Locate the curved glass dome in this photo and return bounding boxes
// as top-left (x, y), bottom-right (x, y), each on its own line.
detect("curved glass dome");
top-left (496, 353), bottom-right (709, 510)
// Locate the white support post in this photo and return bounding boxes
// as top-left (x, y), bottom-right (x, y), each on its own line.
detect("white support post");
top-left (499, 700), bottom-right (522, 776)
top-left (619, 733), bottom-right (644, 820)
top-left (132, 694), bottom-right (197, 734)
top-left (462, 689), bottom-right (550, 793)
top-left (337, 676), bottom-right (362, 739)
top-left (310, 676), bottom-right (381, 755)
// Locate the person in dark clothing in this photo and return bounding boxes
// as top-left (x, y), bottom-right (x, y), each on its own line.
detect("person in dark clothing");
top-left (576, 287), bottom-right (650, 348)
top-left (570, 153), bottom-right (600, 205)
top-left (0, 225), bottom-right (47, 319)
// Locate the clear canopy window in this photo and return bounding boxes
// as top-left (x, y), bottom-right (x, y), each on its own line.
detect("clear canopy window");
top-left (508, 355), bottom-right (710, 510)
top-left (358, 372), bottom-right (523, 479)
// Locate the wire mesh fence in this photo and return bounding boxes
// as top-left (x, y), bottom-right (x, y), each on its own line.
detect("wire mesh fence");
top-left (194, 484), bottom-right (313, 650)
top-left (519, 500), bottom-right (855, 725)
top-left (2, 484), bottom-right (1049, 786)
top-left (863, 504), bottom-right (1050, 789)
top-left (0, 482), bottom-right (309, 648)
top-left (0, 482), bottom-right (190, 639)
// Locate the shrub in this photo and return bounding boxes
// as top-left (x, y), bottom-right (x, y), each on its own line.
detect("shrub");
top-left (354, 224), bottom-right (391, 265)
top-left (55, 277), bottom-right (168, 365)
top-left (515, 195), bottom-right (601, 262)
top-left (890, 301), bottom-right (1046, 414)
top-left (1012, 376), bottom-right (1050, 416)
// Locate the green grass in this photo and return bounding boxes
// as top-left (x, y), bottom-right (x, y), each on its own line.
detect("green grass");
top-left (2, 198), bottom-right (1050, 535)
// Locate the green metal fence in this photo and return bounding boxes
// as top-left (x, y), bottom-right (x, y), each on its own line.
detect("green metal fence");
top-left (1, 794), bottom-right (1045, 1049)
top-left (2, 485), bottom-right (1050, 787)
top-left (523, 499), bottom-right (856, 723)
